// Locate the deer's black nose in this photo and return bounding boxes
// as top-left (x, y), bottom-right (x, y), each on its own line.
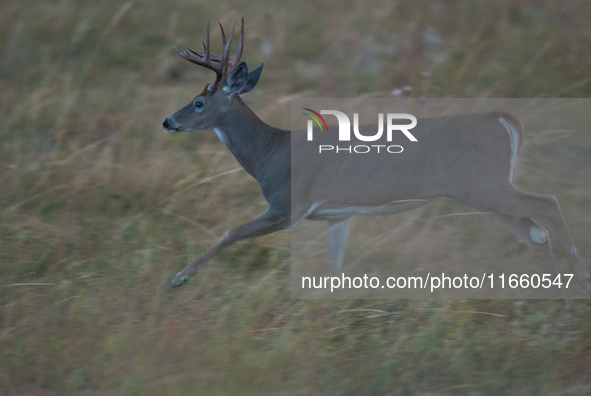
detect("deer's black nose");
top-left (163, 118), bottom-right (179, 132)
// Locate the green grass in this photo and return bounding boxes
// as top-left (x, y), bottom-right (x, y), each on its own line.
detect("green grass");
top-left (1, 0), bottom-right (591, 394)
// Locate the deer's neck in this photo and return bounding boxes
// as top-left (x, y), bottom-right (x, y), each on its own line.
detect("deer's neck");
top-left (217, 97), bottom-right (289, 179)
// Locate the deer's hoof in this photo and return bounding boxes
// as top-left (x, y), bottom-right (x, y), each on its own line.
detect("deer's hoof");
top-left (168, 273), bottom-right (188, 288)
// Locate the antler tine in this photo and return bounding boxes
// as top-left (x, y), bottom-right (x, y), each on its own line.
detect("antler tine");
top-left (219, 22), bottom-right (226, 46)
top-left (221, 21), bottom-right (237, 74)
top-left (185, 42), bottom-right (205, 57)
top-left (175, 43), bottom-right (213, 70)
top-left (234, 17), bottom-right (244, 66)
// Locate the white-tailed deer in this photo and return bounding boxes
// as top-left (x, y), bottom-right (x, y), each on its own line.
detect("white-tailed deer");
top-left (163, 19), bottom-right (590, 292)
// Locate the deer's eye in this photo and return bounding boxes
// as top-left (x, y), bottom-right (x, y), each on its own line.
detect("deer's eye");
top-left (194, 100), bottom-right (204, 111)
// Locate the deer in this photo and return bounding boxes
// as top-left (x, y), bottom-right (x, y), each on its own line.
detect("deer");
top-left (162, 19), bottom-right (591, 293)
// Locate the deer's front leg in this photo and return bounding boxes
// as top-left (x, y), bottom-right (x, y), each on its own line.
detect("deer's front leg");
top-left (168, 210), bottom-right (289, 288)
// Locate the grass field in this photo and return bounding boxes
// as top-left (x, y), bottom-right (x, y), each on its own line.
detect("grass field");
top-left (1, 0), bottom-right (591, 394)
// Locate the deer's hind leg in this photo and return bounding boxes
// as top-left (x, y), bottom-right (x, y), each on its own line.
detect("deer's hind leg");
top-left (494, 215), bottom-right (557, 275)
top-left (458, 187), bottom-right (590, 291)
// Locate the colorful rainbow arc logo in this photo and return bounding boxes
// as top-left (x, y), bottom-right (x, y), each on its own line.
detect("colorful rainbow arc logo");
top-left (302, 108), bottom-right (329, 132)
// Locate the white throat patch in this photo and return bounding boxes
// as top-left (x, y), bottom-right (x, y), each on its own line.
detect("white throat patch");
top-left (213, 128), bottom-right (229, 145)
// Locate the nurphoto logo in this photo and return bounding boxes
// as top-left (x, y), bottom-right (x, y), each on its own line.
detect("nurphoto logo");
top-left (302, 108), bottom-right (418, 154)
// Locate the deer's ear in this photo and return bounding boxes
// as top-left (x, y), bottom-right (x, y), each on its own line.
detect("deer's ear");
top-left (225, 62), bottom-right (249, 95)
top-left (239, 63), bottom-right (263, 95)
top-left (225, 62), bottom-right (263, 96)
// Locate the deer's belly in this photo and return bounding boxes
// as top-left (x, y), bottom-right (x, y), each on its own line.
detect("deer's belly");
top-left (308, 199), bottom-right (431, 220)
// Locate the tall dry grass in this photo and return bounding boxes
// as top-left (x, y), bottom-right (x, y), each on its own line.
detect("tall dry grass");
top-left (1, 0), bottom-right (591, 394)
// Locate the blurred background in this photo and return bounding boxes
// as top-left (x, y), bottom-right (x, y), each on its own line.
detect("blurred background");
top-left (1, 0), bottom-right (591, 394)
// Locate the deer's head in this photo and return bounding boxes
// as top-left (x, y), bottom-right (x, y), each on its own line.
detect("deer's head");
top-left (163, 18), bottom-right (263, 133)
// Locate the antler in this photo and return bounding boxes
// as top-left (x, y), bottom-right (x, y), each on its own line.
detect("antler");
top-left (175, 18), bottom-right (244, 92)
